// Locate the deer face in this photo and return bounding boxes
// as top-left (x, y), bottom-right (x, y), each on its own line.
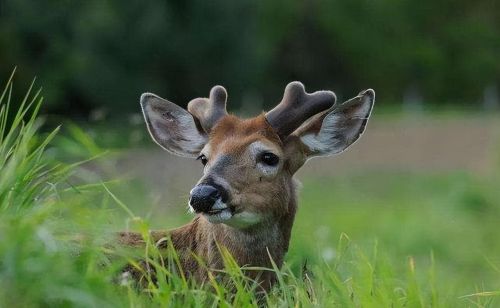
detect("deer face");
top-left (141, 82), bottom-right (375, 229)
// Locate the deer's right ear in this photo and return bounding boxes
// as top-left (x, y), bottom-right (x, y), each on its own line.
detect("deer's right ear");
top-left (141, 93), bottom-right (207, 158)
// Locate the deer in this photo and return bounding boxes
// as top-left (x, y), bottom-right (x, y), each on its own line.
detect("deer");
top-left (118, 81), bottom-right (375, 290)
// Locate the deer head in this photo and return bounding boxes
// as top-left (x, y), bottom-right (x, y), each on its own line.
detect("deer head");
top-left (141, 82), bottom-right (374, 229)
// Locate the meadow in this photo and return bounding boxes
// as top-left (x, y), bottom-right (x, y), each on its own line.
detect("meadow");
top-left (1, 76), bottom-right (499, 307)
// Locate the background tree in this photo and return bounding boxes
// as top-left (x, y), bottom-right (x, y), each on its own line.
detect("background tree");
top-left (0, 0), bottom-right (498, 117)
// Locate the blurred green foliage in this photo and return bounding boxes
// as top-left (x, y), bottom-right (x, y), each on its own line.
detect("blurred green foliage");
top-left (1, 0), bottom-right (499, 117)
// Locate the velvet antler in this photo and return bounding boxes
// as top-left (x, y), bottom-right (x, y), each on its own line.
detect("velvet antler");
top-left (188, 85), bottom-right (228, 133)
top-left (265, 82), bottom-right (336, 138)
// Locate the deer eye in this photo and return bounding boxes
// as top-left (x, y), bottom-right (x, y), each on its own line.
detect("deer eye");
top-left (260, 152), bottom-right (279, 166)
top-left (197, 154), bottom-right (208, 166)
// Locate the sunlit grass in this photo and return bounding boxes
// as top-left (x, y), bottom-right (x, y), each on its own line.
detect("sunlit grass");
top-left (0, 74), bottom-right (498, 307)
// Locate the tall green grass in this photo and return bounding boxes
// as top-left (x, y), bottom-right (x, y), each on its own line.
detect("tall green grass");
top-left (0, 73), bottom-right (121, 306)
top-left (0, 74), bottom-right (498, 307)
top-left (0, 71), bottom-right (64, 211)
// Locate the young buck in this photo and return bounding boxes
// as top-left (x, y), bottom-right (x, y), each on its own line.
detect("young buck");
top-left (119, 81), bottom-right (375, 288)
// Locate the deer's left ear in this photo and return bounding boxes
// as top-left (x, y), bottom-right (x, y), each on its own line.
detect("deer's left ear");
top-left (292, 89), bottom-right (375, 158)
top-left (141, 93), bottom-right (208, 158)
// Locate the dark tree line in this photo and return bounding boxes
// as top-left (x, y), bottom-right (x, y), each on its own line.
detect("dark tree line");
top-left (0, 0), bottom-right (499, 117)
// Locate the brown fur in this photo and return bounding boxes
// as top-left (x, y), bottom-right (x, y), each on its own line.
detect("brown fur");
top-left (119, 114), bottom-right (300, 290)
top-left (127, 84), bottom-right (374, 290)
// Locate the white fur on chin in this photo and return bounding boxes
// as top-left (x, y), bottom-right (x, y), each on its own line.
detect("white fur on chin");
top-left (201, 199), bottom-right (263, 228)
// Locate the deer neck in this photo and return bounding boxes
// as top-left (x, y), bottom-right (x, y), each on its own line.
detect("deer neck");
top-left (197, 179), bottom-right (299, 268)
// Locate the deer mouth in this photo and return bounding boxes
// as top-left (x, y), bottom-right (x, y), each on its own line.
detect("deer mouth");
top-left (203, 207), bottom-right (233, 224)
top-left (202, 199), bottom-right (236, 223)
top-left (206, 207), bottom-right (229, 215)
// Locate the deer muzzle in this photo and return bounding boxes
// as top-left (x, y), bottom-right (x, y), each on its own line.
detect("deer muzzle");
top-left (189, 184), bottom-right (221, 213)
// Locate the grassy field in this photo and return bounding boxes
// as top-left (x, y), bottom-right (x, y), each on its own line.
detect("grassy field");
top-left (1, 77), bottom-right (499, 307)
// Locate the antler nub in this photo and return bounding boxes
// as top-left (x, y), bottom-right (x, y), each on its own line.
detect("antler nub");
top-left (265, 81), bottom-right (336, 138)
top-left (188, 85), bottom-right (228, 133)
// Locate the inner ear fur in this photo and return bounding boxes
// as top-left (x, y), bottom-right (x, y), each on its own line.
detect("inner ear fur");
top-left (141, 93), bottom-right (208, 157)
top-left (292, 89), bottom-right (375, 158)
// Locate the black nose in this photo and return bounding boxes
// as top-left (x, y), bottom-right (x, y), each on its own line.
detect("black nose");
top-left (189, 185), bottom-right (221, 213)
